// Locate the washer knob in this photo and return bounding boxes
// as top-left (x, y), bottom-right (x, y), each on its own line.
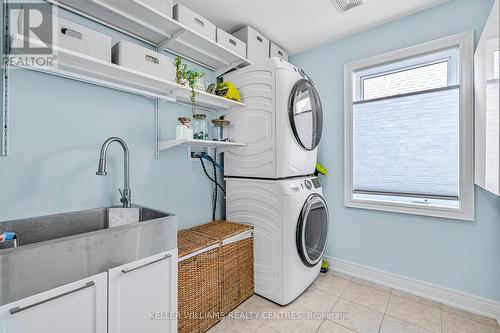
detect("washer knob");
top-left (304, 180), bottom-right (312, 190)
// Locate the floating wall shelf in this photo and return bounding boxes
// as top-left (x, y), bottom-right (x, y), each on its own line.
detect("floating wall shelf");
top-left (49, 0), bottom-right (253, 76)
top-left (159, 139), bottom-right (246, 153)
top-left (11, 35), bottom-right (245, 113)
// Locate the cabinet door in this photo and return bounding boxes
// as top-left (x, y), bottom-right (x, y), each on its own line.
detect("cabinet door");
top-left (108, 249), bottom-right (178, 333)
top-left (475, 0), bottom-right (500, 195)
top-left (0, 273), bottom-right (107, 333)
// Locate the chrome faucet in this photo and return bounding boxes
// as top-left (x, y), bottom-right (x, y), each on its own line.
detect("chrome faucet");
top-left (96, 137), bottom-right (131, 208)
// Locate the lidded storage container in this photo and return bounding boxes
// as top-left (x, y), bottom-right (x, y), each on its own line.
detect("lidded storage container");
top-left (176, 117), bottom-right (193, 140)
top-left (16, 11), bottom-right (112, 62)
top-left (270, 42), bottom-right (289, 61)
top-left (216, 28), bottom-right (246, 59)
top-left (173, 4), bottom-right (217, 41)
top-left (112, 40), bottom-right (176, 81)
top-left (211, 119), bottom-right (230, 142)
top-left (190, 221), bottom-right (254, 316)
top-left (139, 0), bottom-right (173, 18)
top-left (177, 221), bottom-right (254, 333)
top-left (232, 26), bottom-right (269, 63)
top-left (192, 114), bottom-right (209, 140)
top-left (178, 230), bottom-right (221, 333)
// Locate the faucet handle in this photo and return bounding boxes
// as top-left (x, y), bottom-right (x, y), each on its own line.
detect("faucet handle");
top-left (118, 189), bottom-right (131, 207)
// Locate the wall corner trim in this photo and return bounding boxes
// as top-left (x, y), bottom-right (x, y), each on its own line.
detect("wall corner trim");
top-left (324, 256), bottom-right (500, 321)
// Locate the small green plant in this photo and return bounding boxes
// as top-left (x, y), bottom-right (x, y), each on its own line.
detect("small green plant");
top-left (175, 56), bottom-right (205, 114)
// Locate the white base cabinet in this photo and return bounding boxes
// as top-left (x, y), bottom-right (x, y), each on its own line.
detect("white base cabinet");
top-left (0, 273), bottom-right (107, 333)
top-left (108, 249), bottom-right (178, 333)
top-left (0, 249), bottom-right (178, 333)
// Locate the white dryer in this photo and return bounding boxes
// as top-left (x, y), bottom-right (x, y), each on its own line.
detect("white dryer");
top-left (226, 176), bottom-right (329, 305)
top-left (223, 58), bottom-right (324, 179)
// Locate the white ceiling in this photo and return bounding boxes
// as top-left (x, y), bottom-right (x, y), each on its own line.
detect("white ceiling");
top-left (176, 0), bottom-right (450, 55)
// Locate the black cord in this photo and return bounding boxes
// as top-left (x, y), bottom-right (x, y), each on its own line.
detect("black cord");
top-left (196, 154), bottom-right (226, 221)
top-left (197, 156), bottom-right (226, 195)
top-left (212, 154), bottom-right (217, 221)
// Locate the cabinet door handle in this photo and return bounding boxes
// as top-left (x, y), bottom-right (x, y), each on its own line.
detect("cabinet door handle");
top-left (122, 254), bottom-right (172, 274)
top-left (9, 281), bottom-right (95, 315)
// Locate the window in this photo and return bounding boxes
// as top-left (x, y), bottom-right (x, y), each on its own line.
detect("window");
top-left (344, 32), bottom-right (474, 220)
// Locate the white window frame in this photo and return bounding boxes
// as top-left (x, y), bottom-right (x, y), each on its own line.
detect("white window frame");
top-left (344, 32), bottom-right (475, 221)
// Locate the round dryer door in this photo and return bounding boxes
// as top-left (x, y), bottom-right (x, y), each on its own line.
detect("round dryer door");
top-left (288, 79), bottom-right (323, 151)
top-left (296, 193), bottom-right (329, 267)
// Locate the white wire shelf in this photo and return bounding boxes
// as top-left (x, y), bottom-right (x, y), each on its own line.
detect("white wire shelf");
top-left (11, 35), bottom-right (245, 113)
top-left (159, 139), bottom-right (246, 153)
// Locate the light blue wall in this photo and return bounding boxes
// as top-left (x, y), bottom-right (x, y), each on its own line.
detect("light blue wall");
top-left (291, 0), bottom-right (500, 301)
top-left (0, 8), bottom-right (221, 228)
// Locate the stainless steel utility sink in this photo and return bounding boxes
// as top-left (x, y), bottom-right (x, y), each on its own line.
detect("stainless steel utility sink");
top-left (0, 206), bottom-right (168, 248)
top-left (0, 206), bottom-right (177, 306)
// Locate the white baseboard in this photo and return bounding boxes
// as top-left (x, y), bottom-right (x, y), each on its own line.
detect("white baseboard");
top-left (324, 256), bottom-right (500, 322)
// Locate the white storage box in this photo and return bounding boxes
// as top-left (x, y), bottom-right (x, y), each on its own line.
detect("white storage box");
top-left (232, 26), bottom-right (269, 63)
top-left (17, 11), bottom-right (112, 62)
top-left (270, 42), bottom-right (288, 61)
top-left (173, 4), bottom-right (216, 42)
top-left (112, 40), bottom-right (176, 81)
top-left (137, 0), bottom-right (173, 18)
top-left (216, 28), bottom-right (246, 58)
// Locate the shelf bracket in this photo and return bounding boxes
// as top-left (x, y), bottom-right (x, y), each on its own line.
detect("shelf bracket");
top-left (154, 98), bottom-right (159, 159)
top-left (215, 59), bottom-right (245, 78)
top-left (154, 44), bottom-right (161, 159)
top-left (215, 103), bottom-right (245, 118)
top-left (1, 0), bottom-right (9, 157)
top-left (158, 29), bottom-right (187, 51)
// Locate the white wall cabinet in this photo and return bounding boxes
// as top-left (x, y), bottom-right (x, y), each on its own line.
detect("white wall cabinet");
top-left (108, 249), bottom-right (178, 333)
top-left (0, 273), bottom-right (107, 333)
top-left (475, 0), bottom-right (500, 196)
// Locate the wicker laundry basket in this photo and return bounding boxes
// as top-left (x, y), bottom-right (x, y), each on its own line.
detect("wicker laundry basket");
top-left (177, 230), bottom-right (221, 333)
top-left (177, 221), bottom-right (254, 333)
top-left (191, 221), bottom-right (254, 316)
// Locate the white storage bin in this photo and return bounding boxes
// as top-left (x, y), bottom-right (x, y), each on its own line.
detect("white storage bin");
top-left (270, 42), bottom-right (288, 61)
top-left (137, 0), bottom-right (173, 18)
top-left (232, 26), bottom-right (269, 63)
top-left (216, 28), bottom-right (246, 58)
top-left (17, 11), bottom-right (112, 62)
top-left (112, 40), bottom-right (176, 81)
top-left (173, 4), bottom-right (216, 41)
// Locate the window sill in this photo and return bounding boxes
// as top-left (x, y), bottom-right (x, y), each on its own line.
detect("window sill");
top-left (345, 195), bottom-right (474, 221)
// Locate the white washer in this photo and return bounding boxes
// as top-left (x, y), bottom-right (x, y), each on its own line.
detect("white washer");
top-left (223, 58), bottom-right (324, 179)
top-left (226, 176), bottom-right (329, 305)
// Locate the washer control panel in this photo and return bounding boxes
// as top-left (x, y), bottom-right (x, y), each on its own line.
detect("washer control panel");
top-left (285, 178), bottom-right (321, 194)
top-left (311, 178), bottom-right (321, 189)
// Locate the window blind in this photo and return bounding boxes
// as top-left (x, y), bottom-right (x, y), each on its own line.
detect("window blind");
top-left (353, 87), bottom-right (460, 198)
top-left (363, 61), bottom-right (448, 100)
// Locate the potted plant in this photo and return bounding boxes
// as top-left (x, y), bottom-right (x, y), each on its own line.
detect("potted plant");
top-left (175, 56), bottom-right (205, 115)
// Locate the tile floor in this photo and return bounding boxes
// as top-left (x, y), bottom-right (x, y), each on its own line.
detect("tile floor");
top-left (208, 272), bottom-right (500, 333)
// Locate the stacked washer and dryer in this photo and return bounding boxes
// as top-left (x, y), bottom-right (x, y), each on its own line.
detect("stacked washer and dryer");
top-left (223, 58), bottom-right (330, 305)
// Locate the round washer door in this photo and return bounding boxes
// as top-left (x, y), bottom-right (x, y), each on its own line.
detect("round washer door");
top-left (288, 79), bottom-right (324, 151)
top-left (296, 193), bottom-right (329, 267)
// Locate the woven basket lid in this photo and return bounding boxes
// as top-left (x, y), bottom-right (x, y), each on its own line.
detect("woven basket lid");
top-left (178, 229), bottom-right (219, 258)
top-left (191, 221), bottom-right (253, 242)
